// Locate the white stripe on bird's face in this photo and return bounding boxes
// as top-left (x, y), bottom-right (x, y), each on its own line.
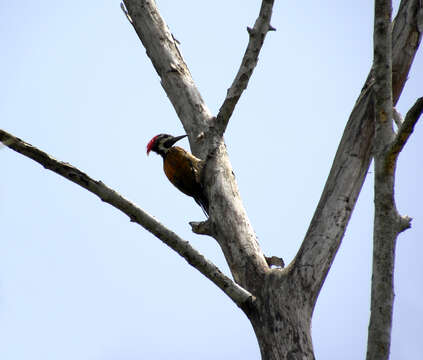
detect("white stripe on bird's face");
top-left (157, 135), bottom-right (173, 154)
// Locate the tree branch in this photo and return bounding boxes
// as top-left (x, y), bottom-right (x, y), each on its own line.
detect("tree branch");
top-left (392, 0), bottom-right (423, 101)
top-left (372, 0), bottom-right (394, 150)
top-left (290, 0), bottom-right (422, 302)
top-left (366, 94), bottom-right (422, 360)
top-left (366, 1), bottom-right (396, 358)
top-left (122, 0), bottom-right (212, 159)
top-left (385, 97), bottom-right (423, 171)
top-left (123, 0), bottom-right (270, 292)
top-left (0, 128), bottom-right (254, 311)
top-left (215, 0), bottom-right (275, 134)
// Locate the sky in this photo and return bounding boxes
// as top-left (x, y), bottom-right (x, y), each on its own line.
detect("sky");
top-left (1, 1), bottom-right (422, 359)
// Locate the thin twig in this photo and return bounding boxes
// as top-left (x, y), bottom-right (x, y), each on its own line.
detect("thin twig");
top-left (215, 0), bottom-right (275, 134)
top-left (0, 128), bottom-right (254, 310)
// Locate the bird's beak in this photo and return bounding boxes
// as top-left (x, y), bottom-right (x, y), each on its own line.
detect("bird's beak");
top-left (169, 134), bottom-right (187, 146)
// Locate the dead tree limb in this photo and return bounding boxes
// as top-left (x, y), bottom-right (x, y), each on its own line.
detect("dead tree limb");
top-left (0, 128), bottom-right (254, 310)
top-left (366, 2), bottom-right (396, 357)
top-left (215, 0), bottom-right (275, 134)
top-left (123, 0), bottom-right (272, 293)
top-left (121, 0), bottom-right (213, 158)
top-left (290, 0), bottom-right (422, 306)
top-left (367, 4), bottom-right (423, 360)
top-left (386, 97), bottom-right (423, 169)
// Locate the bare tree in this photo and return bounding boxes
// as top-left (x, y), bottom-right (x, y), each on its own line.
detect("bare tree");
top-left (1, 1), bottom-right (422, 359)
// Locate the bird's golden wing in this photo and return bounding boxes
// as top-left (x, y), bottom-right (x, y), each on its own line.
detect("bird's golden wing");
top-left (163, 147), bottom-right (202, 196)
top-left (163, 147), bottom-right (208, 214)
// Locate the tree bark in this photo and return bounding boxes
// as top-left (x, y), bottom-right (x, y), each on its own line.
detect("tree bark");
top-left (292, 0), bottom-right (422, 305)
top-left (367, 1), bottom-right (397, 359)
top-left (248, 274), bottom-right (315, 359)
top-left (366, 2), bottom-right (423, 359)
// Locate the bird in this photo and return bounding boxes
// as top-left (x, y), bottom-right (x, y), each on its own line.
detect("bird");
top-left (146, 134), bottom-right (209, 215)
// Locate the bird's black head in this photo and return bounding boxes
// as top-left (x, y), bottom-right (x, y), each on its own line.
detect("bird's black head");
top-left (146, 134), bottom-right (187, 157)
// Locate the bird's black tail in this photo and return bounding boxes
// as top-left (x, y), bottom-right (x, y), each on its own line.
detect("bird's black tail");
top-left (194, 192), bottom-right (209, 216)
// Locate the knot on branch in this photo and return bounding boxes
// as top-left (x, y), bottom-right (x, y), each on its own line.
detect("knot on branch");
top-left (265, 255), bottom-right (285, 268)
top-left (190, 219), bottom-right (213, 236)
top-left (168, 63), bottom-right (180, 74)
top-left (247, 24), bottom-right (276, 38)
top-left (398, 215), bottom-right (412, 233)
top-left (239, 294), bottom-right (257, 316)
top-left (195, 132), bottom-right (205, 142)
top-left (246, 26), bottom-right (256, 36)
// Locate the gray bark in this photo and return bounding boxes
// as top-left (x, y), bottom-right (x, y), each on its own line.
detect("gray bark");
top-left (366, 2), bottom-right (423, 359)
top-left (215, 0), bottom-right (275, 134)
top-left (367, 1), bottom-right (397, 358)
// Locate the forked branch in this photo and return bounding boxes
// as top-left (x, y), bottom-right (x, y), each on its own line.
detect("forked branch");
top-left (0, 129), bottom-right (254, 310)
top-left (122, 0), bottom-right (271, 291)
top-left (291, 0), bottom-right (422, 303)
top-left (366, 2), bottom-right (421, 359)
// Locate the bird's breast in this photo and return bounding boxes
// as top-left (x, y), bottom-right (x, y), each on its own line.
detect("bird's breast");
top-left (163, 147), bottom-right (200, 197)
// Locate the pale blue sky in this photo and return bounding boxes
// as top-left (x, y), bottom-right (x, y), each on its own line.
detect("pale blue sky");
top-left (1, 1), bottom-right (422, 359)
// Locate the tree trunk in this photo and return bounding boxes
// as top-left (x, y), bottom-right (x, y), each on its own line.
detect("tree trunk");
top-left (248, 275), bottom-right (315, 360)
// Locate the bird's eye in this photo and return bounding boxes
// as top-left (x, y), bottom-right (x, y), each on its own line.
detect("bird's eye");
top-left (164, 139), bottom-right (174, 148)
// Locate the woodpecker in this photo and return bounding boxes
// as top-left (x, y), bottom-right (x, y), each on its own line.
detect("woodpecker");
top-left (146, 134), bottom-right (209, 215)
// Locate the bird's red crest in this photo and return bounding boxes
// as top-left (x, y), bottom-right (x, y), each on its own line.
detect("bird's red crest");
top-left (146, 135), bottom-right (160, 155)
